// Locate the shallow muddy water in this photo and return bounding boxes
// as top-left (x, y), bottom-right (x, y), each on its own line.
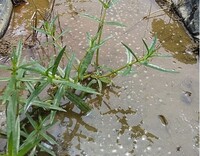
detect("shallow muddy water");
top-left (0, 0), bottom-right (199, 155)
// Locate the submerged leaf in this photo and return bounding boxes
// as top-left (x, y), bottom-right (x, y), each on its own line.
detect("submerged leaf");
top-left (158, 115), bottom-right (168, 126)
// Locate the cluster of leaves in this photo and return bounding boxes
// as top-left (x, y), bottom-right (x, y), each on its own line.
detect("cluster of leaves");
top-left (0, 0), bottom-right (177, 155)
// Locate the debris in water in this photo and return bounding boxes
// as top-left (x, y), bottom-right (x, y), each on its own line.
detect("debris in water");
top-left (158, 115), bottom-right (168, 126)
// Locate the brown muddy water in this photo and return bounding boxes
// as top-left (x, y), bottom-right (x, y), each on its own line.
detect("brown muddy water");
top-left (0, 0), bottom-right (199, 156)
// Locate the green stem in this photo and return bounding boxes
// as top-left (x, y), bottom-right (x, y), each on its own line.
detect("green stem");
top-left (95, 5), bottom-right (108, 67)
top-left (84, 57), bottom-right (145, 80)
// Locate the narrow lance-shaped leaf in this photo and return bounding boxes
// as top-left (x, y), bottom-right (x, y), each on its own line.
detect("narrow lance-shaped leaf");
top-left (66, 91), bottom-right (91, 112)
top-left (32, 101), bottom-right (66, 112)
top-left (53, 79), bottom-right (99, 94)
top-left (105, 21), bottom-right (126, 27)
top-left (108, 0), bottom-right (120, 7)
top-left (14, 116), bottom-right (20, 154)
top-left (125, 47), bottom-right (133, 64)
top-left (149, 35), bottom-right (157, 55)
top-left (52, 46), bottom-right (66, 76)
top-left (142, 39), bottom-right (150, 55)
top-left (141, 61), bottom-right (179, 73)
top-left (81, 13), bottom-right (101, 23)
top-left (50, 84), bottom-right (65, 123)
top-left (121, 42), bottom-right (139, 62)
top-left (78, 44), bottom-right (96, 80)
top-left (24, 81), bottom-right (49, 112)
top-left (39, 144), bottom-right (56, 156)
top-left (64, 54), bottom-right (75, 80)
top-left (55, 28), bottom-right (69, 40)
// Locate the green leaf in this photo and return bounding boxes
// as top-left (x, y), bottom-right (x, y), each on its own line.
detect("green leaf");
top-left (121, 42), bottom-right (139, 62)
top-left (66, 91), bottom-right (91, 112)
top-left (97, 79), bottom-right (102, 92)
top-left (121, 66), bottom-right (132, 76)
top-left (141, 62), bottom-right (179, 73)
top-left (81, 13), bottom-right (100, 22)
top-left (39, 143), bottom-right (56, 156)
top-left (52, 46), bottom-right (66, 76)
top-left (39, 131), bottom-right (57, 145)
top-left (15, 40), bottom-right (23, 67)
top-left (32, 100), bottom-right (66, 112)
top-left (32, 27), bottom-right (50, 35)
top-left (0, 77), bottom-right (10, 81)
top-left (142, 36), bottom-right (157, 58)
top-left (24, 81), bottom-right (49, 112)
top-left (108, 0), bottom-right (120, 7)
top-left (22, 63), bottom-right (47, 75)
top-left (125, 47), bottom-right (133, 64)
top-left (18, 137), bottom-right (41, 156)
top-left (105, 21), bottom-right (126, 27)
top-left (78, 48), bottom-right (96, 80)
top-left (98, 0), bottom-right (109, 8)
top-left (14, 117), bottom-right (20, 154)
top-left (50, 85), bottom-right (65, 123)
top-left (8, 132), bottom-right (14, 156)
top-left (64, 54), bottom-right (75, 80)
top-left (99, 77), bottom-right (111, 84)
top-left (26, 113), bottom-right (38, 130)
top-left (149, 35), bottom-right (157, 54)
top-left (55, 28), bottom-right (69, 40)
top-left (53, 79), bottom-right (99, 94)
top-left (142, 39), bottom-right (150, 54)
top-left (0, 64), bottom-right (11, 70)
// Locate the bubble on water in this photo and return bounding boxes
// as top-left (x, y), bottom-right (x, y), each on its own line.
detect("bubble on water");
top-left (147, 146), bottom-right (151, 151)
top-left (125, 152), bottom-right (131, 156)
top-left (168, 151), bottom-right (172, 155)
top-left (119, 145), bottom-right (123, 149)
top-left (108, 134), bottom-right (111, 138)
top-left (159, 99), bottom-right (163, 102)
top-left (142, 135), bottom-right (147, 141)
top-left (158, 147), bottom-right (162, 151)
top-left (100, 148), bottom-right (104, 152)
top-left (127, 95), bottom-right (131, 99)
top-left (112, 149), bottom-right (117, 153)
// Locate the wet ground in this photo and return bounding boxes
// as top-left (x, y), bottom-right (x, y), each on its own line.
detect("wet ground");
top-left (0, 0), bottom-right (199, 155)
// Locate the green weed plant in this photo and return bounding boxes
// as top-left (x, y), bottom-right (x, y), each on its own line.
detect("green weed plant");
top-left (0, 0), bottom-right (177, 155)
